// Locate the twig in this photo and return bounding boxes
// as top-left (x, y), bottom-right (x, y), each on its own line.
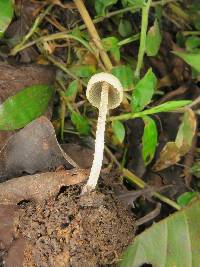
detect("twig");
top-left (182, 31), bottom-right (200, 36)
top-left (11, 32), bottom-right (96, 56)
top-left (78, 0), bottom-right (177, 30)
top-left (11, 5), bottom-right (53, 55)
top-left (118, 34), bottom-right (140, 46)
top-left (135, 0), bottom-right (152, 78)
top-left (46, 54), bottom-right (87, 87)
top-left (11, 0), bottom-right (176, 58)
top-left (104, 144), bottom-right (181, 210)
top-left (73, 0), bottom-right (113, 71)
top-left (136, 203), bottom-right (161, 226)
top-left (123, 168), bottom-right (181, 210)
top-left (188, 96), bottom-right (200, 109)
top-left (155, 86), bottom-right (188, 105)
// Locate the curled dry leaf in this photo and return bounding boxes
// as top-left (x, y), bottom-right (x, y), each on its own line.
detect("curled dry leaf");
top-left (0, 116), bottom-right (78, 182)
top-left (153, 108), bottom-right (196, 171)
top-left (0, 169), bottom-right (88, 205)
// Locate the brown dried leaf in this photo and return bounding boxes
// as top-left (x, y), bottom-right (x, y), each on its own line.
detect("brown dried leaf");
top-left (0, 169), bottom-right (88, 205)
top-left (0, 116), bottom-right (78, 182)
top-left (175, 108), bottom-right (196, 155)
top-left (153, 142), bottom-right (180, 171)
top-left (153, 109), bottom-right (196, 171)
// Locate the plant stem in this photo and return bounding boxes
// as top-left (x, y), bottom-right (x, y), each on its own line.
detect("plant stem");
top-left (78, 0), bottom-right (176, 30)
top-left (11, 0), bottom-right (175, 58)
top-left (118, 34), bottom-right (140, 46)
top-left (109, 100), bottom-right (191, 121)
top-left (11, 32), bottom-right (96, 56)
top-left (182, 31), bottom-right (200, 36)
top-left (123, 168), bottom-right (181, 210)
top-left (10, 5), bottom-right (53, 55)
top-left (83, 82), bottom-right (109, 192)
top-left (73, 0), bottom-right (113, 71)
top-left (135, 0), bottom-right (152, 79)
top-left (46, 55), bottom-right (87, 87)
top-left (102, 145), bottom-right (181, 210)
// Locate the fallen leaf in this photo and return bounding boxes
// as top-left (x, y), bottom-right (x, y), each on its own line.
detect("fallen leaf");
top-left (175, 108), bottom-right (197, 155)
top-left (0, 116), bottom-right (78, 182)
top-left (153, 142), bottom-right (180, 171)
top-left (61, 144), bottom-right (94, 169)
top-left (153, 109), bottom-right (196, 171)
top-left (0, 169), bottom-right (88, 205)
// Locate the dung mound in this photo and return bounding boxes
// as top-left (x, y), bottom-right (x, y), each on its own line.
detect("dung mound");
top-left (16, 185), bottom-right (135, 267)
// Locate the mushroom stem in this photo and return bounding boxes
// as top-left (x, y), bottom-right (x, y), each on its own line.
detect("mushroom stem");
top-left (83, 82), bottom-right (109, 192)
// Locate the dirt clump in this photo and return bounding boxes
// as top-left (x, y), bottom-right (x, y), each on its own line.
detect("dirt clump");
top-left (16, 185), bottom-right (135, 267)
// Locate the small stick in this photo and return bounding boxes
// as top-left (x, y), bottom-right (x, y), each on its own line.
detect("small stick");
top-left (73, 0), bottom-right (113, 71)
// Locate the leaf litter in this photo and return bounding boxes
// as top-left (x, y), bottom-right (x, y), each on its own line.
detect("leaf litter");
top-left (0, 116), bottom-right (77, 182)
top-left (0, 0), bottom-right (200, 266)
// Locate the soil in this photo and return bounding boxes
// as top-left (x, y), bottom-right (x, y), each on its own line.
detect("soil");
top-left (15, 185), bottom-right (135, 267)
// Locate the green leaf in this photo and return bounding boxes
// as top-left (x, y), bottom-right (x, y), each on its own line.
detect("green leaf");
top-left (95, 0), bottom-right (118, 16)
top-left (71, 112), bottom-right (90, 135)
top-left (71, 65), bottom-right (96, 78)
top-left (121, 0), bottom-right (144, 8)
top-left (185, 36), bottom-right (200, 52)
top-left (0, 85), bottom-right (53, 130)
top-left (0, 0), bottom-right (14, 37)
top-left (118, 19), bottom-right (132, 37)
top-left (147, 100), bottom-right (191, 114)
top-left (173, 51), bottom-right (200, 73)
top-left (177, 192), bottom-right (198, 207)
top-left (142, 116), bottom-right (157, 165)
top-left (102, 37), bottom-right (120, 62)
top-left (190, 161), bottom-right (200, 178)
top-left (131, 68), bottom-right (157, 112)
top-left (112, 120), bottom-right (125, 143)
top-left (146, 19), bottom-right (162, 56)
top-left (112, 65), bottom-right (134, 90)
top-left (119, 199), bottom-right (200, 267)
top-left (65, 80), bottom-right (79, 100)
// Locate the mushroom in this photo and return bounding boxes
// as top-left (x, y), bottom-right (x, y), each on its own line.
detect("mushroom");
top-left (83, 72), bottom-right (123, 193)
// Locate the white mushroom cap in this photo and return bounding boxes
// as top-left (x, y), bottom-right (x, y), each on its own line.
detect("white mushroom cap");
top-left (86, 72), bottom-right (123, 109)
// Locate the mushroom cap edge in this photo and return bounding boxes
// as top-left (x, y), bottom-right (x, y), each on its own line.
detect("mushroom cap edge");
top-left (86, 72), bottom-right (123, 109)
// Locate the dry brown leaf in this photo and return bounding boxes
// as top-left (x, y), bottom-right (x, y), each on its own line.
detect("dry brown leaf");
top-left (175, 108), bottom-right (196, 155)
top-left (0, 169), bottom-right (88, 205)
top-left (153, 108), bottom-right (196, 171)
top-left (153, 142), bottom-right (180, 171)
top-left (0, 117), bottom-right (78, 182)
